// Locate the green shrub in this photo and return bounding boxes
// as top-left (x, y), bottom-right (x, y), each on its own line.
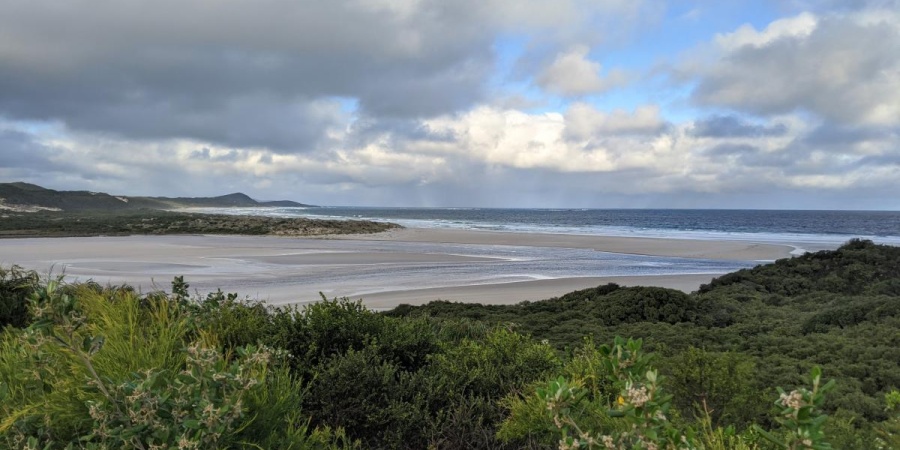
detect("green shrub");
top-left (303, 344), bottom-right (426, 448)
top-left (0, 266), bottom-right (39, 329)
top-left (429, 326), bottom-right (560, 399)
top-left (0, 277), bottom-right (341, 449)
top-left (664, 347), bottom-right (763, 427)
top-left (498, 339), bottom-right (620, 447)
top-left (876, 390), bottom-right (900, 449)
top-left (531, 338), bottom-right (837, 450)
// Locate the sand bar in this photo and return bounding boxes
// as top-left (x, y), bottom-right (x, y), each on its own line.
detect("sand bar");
top-left (0, 229), bottom-right (809, 308)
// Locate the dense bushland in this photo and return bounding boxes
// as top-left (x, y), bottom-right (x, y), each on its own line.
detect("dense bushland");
top-left (391, 240), bottom-right (900, 425)
top-left (0, 210), bottom-right (400, 238)
top-left (1, 239), bottom-right (898, 448)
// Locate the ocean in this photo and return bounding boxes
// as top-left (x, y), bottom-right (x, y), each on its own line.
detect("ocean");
top-left (185, 207), bottom-right (900, 249)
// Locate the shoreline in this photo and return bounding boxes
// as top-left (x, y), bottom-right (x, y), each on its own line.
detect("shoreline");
top-left (0, 229), bottom-right (820, 308)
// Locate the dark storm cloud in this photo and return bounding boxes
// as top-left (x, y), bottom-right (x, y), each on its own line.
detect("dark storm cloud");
top-left (699, 121), bottom-right (898, 180)
top-left (0, 129), bottom-right (61, 169)
top-left (20, 96), bottom-right (347, 153)
top-left (189, 148), bottom-right (241, 162)
top-left (703, 143), bottom-right (758, 156)
top-left (852, 153), bottom-right (900, 168)
top-left (347, 117), bottom-right (458, 147)
top-left (0, 0), bottom-right (497, 151)
top-left (803, 123), bottom-right (898, 147)
top-left (0, 128), bottom-right (120, 187)
top-left (690, 115), bottom-right (787, 138)
top-left (706, 139), bottom-right (829, 174)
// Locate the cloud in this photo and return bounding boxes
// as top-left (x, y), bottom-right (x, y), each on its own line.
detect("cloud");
top-left (0, 0), bottom-right (656, 151)
top-left (536, 45), bottom-right (629, 96)
top-left (2, 105), bottom-right (897, 209)
top-left (0, 125), bottom-right (121, 187)
top-left (714, 13), bottom-right (818, 51)
top-left (690, 115), bottom-right (788, 138)
top-left (660, 7), bottom-right (900, 203)
top-left (1, 1), bottom-right (898, 209)
top-left (688, 10), bottom-right (900, 126)
top-left (0, 0), bottom-right (497, 149)
top-left (413, 105), bottom-right (683, 175)
top-left (803, 123), bottom-right (899, 148)
top-left (786, 0), bottom-right (900, 13)
top-left (564, 103), bottom-right (668, 139)
top-left (0, 129), bottom-right (60, 170)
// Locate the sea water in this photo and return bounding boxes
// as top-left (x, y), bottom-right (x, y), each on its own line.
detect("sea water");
top-left (184, 207), bottom-right (900, 249)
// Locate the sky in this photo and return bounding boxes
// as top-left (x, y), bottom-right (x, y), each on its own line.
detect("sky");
top-left (1, 0), bottom-right (898, 209)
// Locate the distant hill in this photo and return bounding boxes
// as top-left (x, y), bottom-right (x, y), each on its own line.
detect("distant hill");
top-left (0, 182), bottom-right (313, 212)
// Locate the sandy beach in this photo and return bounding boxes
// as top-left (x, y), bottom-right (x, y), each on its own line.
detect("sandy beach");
top-left (0, 228), bottom-right (808, 308)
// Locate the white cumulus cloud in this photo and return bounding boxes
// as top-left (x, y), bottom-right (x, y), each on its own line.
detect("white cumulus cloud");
top-left (690, 10), bottom-right (900, 127)
top-left (536, 45), bottom-right (629, 96)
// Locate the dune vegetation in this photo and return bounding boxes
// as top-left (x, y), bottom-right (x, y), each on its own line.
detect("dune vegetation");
top-left (0, 210), bottom-right (400, 238)
top-left (1, 240), bottom-right (898, 449)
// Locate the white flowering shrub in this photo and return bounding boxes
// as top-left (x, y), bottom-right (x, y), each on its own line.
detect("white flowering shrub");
top-left (539, 337), bottom-right (696, 450)
top-left (539, 337), bottom-right (836, 450)
top-left (79, 343), bottom-right (277, 449)
top-left (753, 366), bottom-right (834, 450)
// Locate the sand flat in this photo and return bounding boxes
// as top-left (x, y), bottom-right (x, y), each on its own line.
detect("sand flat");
top-left (325, 227), bottom-right (796, 261)
top-left (247, 252), bottom-right (499, 265)
top-left (352, 275), bottom-right (718, 309)
top-left (0, 229), bottom-right (807, 308)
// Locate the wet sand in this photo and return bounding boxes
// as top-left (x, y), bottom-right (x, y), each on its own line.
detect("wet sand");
top-left (0, 229), bottom-right (803, 308)
top-left (324, 227), bottom-right (795, 261)
top-left (352, 275), bottom-right (718, 309)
